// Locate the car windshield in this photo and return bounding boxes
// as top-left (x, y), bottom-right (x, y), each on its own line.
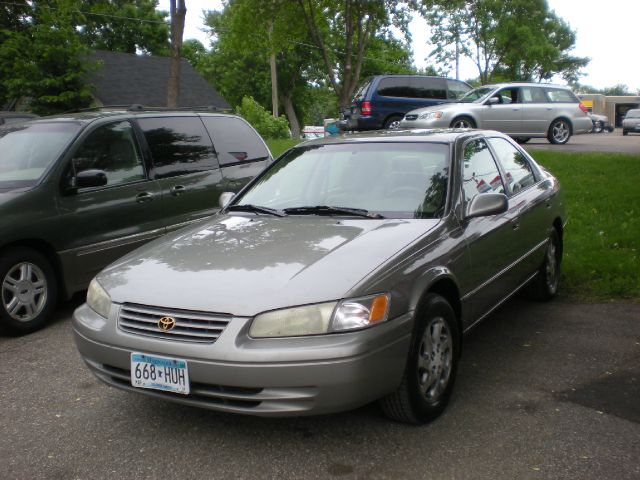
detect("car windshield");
top-left (457, 86), bottom-right (495, 103)
top-left (0, 121), bottom-right (80, 189)
top-left (234, 142), bottom-right (450, 219)
top-left (626, 110), bottom-right (640, 118)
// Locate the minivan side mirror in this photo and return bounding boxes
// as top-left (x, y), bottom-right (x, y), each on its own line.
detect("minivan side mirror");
top-left (465, 193), bottom-right (508, 219)
top-left (76, 169), bottom-right (108, 189)
top-left (219, 192), bottom-right (235, 209)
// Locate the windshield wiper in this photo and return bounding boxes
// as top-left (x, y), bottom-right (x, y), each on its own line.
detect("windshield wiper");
top-left (283, 205), bottom-right (384, 219)
top-left (226, 204), bottom-right (286, 217)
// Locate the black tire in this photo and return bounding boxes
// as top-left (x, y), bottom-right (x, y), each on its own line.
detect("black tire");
top-left (383, 115), bottom-right (403, 130)
top-left (592, 122), bottom-right (603, 134)
top-left (514, 137), bottom-right (531, 144)
top-left (606, 126), bottom-right (614, 133)
top-left (526, 229), bottom-right (562, 301)
top-left (449, 116), bottom-right (476, 129)
top-left (0, 247), bottom-right (58, 335)
top-left (380, 294), bottom-right (460, 424)
top-left (622, 130), bottom-right (628, 136)
top-left (547, 119), bottom-right (571, 144)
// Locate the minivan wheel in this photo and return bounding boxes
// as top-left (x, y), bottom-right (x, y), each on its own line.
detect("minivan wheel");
top-left (547, 119), bottom-right (571, 144)
top-left (380, 294), bottom-right (460, 424)
top-left (383, 115), bottom-right (403, 130)
top-left (0, 247), bottom-right (58, 335)
top-left (450, 117), bottom-right (475, 129)
top-left (526, 229), bottom-right (561, 301)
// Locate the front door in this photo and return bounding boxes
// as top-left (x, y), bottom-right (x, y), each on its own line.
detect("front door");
top-left (480, 87), bottom-right (523, 135)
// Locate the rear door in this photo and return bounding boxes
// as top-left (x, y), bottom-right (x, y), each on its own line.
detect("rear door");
top-left (137, 116), bottom-right (224, 232)
top-left (56, 120), bottom-right (164, 291)
top-left (200, 115), bottom-right (272, 194)
top-left (520, 87), bottom-right (554, 135)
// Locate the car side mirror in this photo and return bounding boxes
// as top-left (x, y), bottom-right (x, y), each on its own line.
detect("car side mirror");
top-left (219, 191), bottom-right (235, 209)
top-left (465, 193), bottom-right (508, 219)
top-left (75, 169), bottom-right (108, 189)
top-left (486, 96), bottom-right (500, 106)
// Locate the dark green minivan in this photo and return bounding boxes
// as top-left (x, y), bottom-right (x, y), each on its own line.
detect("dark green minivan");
top-left (0, 110), bottom-right (272, 334)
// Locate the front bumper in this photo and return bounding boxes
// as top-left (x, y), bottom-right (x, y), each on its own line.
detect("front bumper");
top-left (73, 303), bottom-right (412, 417)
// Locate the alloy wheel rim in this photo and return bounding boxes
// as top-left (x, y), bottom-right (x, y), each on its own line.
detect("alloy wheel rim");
top-left (545, 241), bottom-right (559, 294)
top-left (417, 316), bottom-right (453, 402)
top-left (388, 120), bottom-right (400, 130)
top-left (454, 120), bottom-right (472, 129)
top-left (553, 122), bottom-right (569, 142)
top-left (2, 262), bottom-right (48, 322)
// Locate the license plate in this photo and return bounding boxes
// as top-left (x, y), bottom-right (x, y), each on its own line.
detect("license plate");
top-left (131, 353), bottom-right (190, 395)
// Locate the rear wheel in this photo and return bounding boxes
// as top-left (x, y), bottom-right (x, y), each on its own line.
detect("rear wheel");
top-left (383, 115), bottom-right (403, 130)
top-left (380, 294), bottom-right (460, 424)
top-left (450, 117), bottom-right (475, 129)
top-left (592, 122), bottom-right (603, 133)
top-left (514, 137), bottom-right (531, 144)
top-left (526, 230), bottom-right (561, 301)
top-left (547, 119), bottom-right (571, 144)
top-left (0, 247), bottom-right (58, 335)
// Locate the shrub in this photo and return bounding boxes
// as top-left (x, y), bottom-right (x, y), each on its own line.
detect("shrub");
top-left (236, 96), bottom-right (290, 139)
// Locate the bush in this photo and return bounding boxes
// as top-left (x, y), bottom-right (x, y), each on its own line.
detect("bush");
top-left (236, 96), bottom-right (290, 139)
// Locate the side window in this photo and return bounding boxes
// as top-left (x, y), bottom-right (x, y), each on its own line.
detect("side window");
top-left (200, 116), bottom-right (270, 166)
top-left (447, 79), bottom-right (471, 100)
top-left (544, 88), bottom-right (578, 103)
top-left (462, 139), bottom-right (504, 203)
top-left (494, 87), bottom-right (519, 104)
top-left (487, 138), bottom-right (537, 194)
top-left (137, 117), bottom-right (218, 179)
top-left (71, 121), bottom-right (145, 188)
top-left (521, 87), bottom-right (547, 104)
top-left (412, 77), bottom-right (447, 99)
top-left (377, 77), bottom-right (412, 97)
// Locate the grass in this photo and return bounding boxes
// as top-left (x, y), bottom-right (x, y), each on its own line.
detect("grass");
top-left (532, 151), bottom-right (639, 302)
top-left (265, 138), bottom-right (639, 301)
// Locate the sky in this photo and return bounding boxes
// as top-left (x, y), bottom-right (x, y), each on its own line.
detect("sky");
top-left (158, 0), bottom-right (640, 91)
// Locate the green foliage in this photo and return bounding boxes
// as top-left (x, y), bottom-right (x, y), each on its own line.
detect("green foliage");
top-left (237, 96), bottom-right (290, 140)
top-left (266, 138), bottom-right (301, 158)
top-left (534, 151), bottom-right (639, 301)
top-left (421, 0), bottom-right (589, 84)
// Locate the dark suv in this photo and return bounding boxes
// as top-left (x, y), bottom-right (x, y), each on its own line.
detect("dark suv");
top-left (0, 110), bottom-right (271, 334)
top-left (340, 75), bottom-right (472, 131)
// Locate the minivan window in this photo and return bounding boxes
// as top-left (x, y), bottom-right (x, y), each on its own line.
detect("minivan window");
top-left (458, 86), bottom-right (494, 103)
top-left (447, 79), bottom-right (471, 100)
top-left (200, 116), bottom-right (270, 166)
top-left (352, 80), bottom-right (371, 102)
top-left (138, 117), bottom-right (218, 179)
top-left (70, 121), bottom-right (145, 188)
top-left (377, 77), bottom-right (447, 99)
top-left (0, 122), bottom-right (79, 189)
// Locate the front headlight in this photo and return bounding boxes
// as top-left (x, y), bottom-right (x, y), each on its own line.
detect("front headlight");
top-left (87, 278), bottom-right (111, 318)
top-left (418, 111), bottom-right (443, 120)
top-left (249, 294), bottom-right (390, 338)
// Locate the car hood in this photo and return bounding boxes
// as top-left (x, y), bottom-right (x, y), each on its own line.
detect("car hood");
top-left (98, 214), bottom-right (440, 316)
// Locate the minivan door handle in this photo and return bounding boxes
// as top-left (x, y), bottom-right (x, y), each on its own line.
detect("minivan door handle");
top-left (135, 192), bottom-right (155, 203)
top-left (170, 185), bottom-right (186, 196)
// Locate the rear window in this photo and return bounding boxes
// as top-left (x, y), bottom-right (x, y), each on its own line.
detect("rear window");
top-left (138, 116), bottom-right (218, 178)
top-left (544, 88), bottom-right (578, 103)
top-left (352, 80), bottom-right (371, 102)
top-left (0, 121), bottom-right (79, 189)
top-left (200, 116), bottom-right (270, 166)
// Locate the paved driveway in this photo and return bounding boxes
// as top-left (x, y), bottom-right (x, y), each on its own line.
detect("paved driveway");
top-left (1, 297), bottom-right (638, 480)
top-left (524, 130), bottom-right (640, 154)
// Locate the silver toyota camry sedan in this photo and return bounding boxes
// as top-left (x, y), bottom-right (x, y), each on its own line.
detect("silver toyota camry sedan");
top-left (73, 129), bottom-right (565, 424)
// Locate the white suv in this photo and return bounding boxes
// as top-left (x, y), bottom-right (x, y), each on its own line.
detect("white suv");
top-left (398, 82), bottom-right (593, 144)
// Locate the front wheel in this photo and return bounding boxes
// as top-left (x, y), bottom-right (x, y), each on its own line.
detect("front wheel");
top-left (0, 247), bottom-right (58, 335)
top-left (514, 137), bottom-right (531, 144)
top-left (450, 117), bottom-right (475, 129)
top-left (380, 294), bottom-right (460, 424)
top-left (547, 119), bottom-right (571, 144)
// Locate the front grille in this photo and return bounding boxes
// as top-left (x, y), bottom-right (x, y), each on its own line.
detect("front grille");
top-left (118, 303), bottom-right (231, 343)
top-left (404, 114), bottom-right (418, 121)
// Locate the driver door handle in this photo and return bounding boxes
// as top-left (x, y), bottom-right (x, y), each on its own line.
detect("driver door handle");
top-left (170, 185), bottom-right (186, 196)
top-left (136, 191), bottom-right (154, 204)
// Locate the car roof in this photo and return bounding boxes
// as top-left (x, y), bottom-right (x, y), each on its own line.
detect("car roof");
top-left (297, 128), bottom-right (502, 146)
top-left (483, 82), bottom-right (572, 89)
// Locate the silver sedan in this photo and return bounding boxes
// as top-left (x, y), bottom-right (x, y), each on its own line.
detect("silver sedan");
top-left (399, 82), bottom-right (592, 145)
top-left (73, 130), bottom-right (566, 424)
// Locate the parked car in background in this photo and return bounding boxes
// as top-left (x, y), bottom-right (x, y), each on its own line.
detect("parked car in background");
top-left (0, 111), bottom-right (37, 125)
top-left (339, 75), bottom-right (472, 131)
top-left (622, 109), bottom-right (640, 136)
top-left (301, 126), bottom-right (324, 139)
top-left (73, 129), bottom-right (565, 424)
top-left (399, 82), bottom-right (592, 145)
top-left (0, 109), bottom-right (271, 334)
top-left (589, 113), bottom-right (614, 133)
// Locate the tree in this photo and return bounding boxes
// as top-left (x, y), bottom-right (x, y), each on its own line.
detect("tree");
top-left (79, 0), bottom-right (170, 55)
top-left (421, 0), bottom-right (589, 84)
top-left (296, 0), bottom-right (413, 107)
top-left (0, 1), bottom-right (94, 114)
top-left (167, 0), bottom-right (186, 107)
